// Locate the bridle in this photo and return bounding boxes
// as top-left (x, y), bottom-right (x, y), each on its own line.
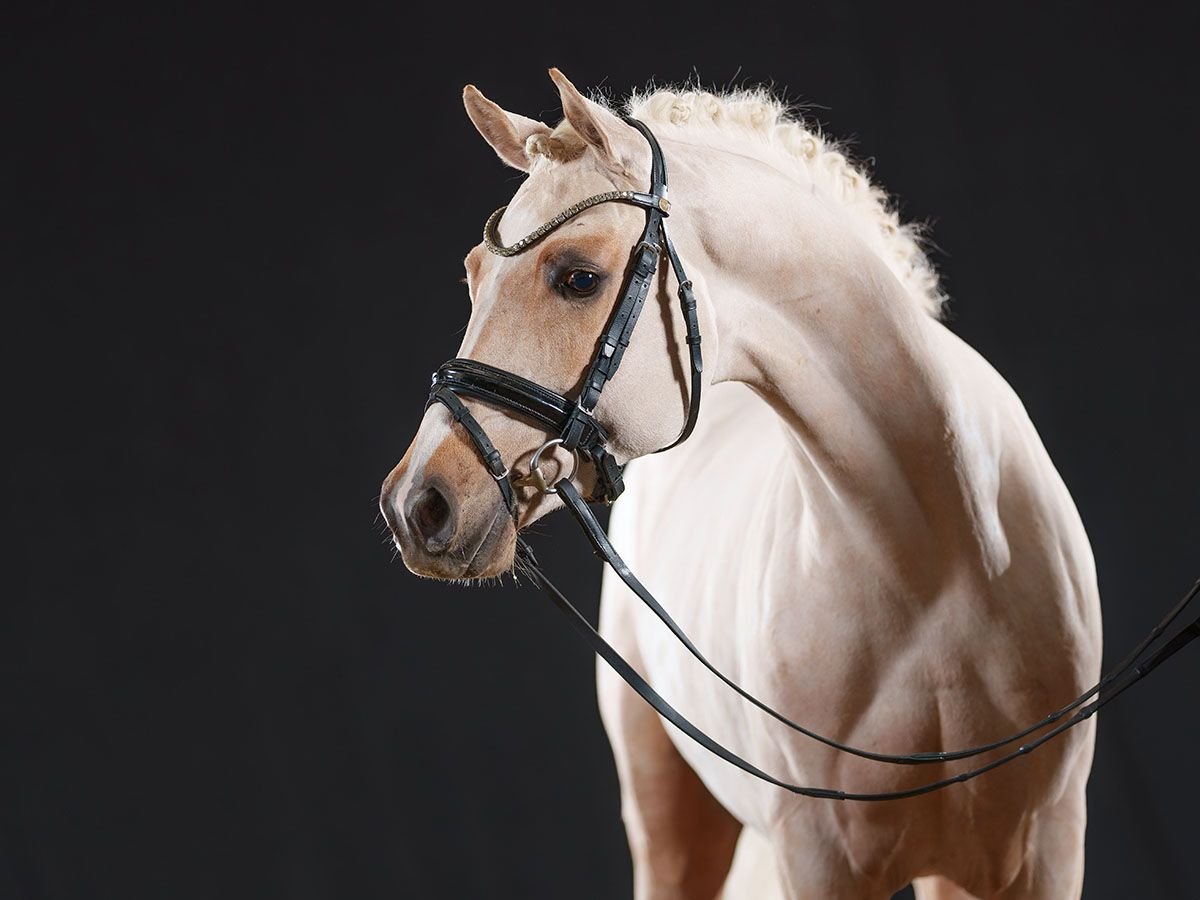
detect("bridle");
top-left (429, 117), bottom-right (701, 514)
top-left (420, 116), bottom-right (1200, 801)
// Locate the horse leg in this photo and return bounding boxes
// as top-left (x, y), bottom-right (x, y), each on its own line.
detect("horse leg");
top-left (597, 606), bottom-right (741, 899)
top-left (986, 778), bottom-right (1088, 900)
top-left (769, 843), bottom-right (899, 900)
top-left (718, 826), bottom-right (787, 899)
top-left (912, 876), bottom-right (980, 900)
top-left (766, 812), bottom-right (900, 900)
top-left (913, 766), bottom-right (1088, 900)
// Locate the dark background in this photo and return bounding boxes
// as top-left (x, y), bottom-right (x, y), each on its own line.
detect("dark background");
top-left (5, 3), bottom-right (1198, 898)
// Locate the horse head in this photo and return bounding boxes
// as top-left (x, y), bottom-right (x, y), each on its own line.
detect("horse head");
top-left (381, 69), bottom-right (706, 579)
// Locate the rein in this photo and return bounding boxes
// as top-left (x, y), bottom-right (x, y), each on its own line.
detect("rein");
top-left (423, 117), bottom-right (1200, 800)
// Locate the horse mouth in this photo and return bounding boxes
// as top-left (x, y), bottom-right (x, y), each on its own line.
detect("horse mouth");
top-left (455, 510), bottom-right (514, 579)
top-left (397, 508), bottom-right (515, 581)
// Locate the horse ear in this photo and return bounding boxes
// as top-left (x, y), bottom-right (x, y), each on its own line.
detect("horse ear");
top-left (548, 68), bottom-right (634, 176)
top-left (463, 85), bottom-right (551, 172)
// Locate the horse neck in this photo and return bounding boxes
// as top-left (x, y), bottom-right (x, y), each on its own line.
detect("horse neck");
top-left (675, 145), bottom-right (974, 569)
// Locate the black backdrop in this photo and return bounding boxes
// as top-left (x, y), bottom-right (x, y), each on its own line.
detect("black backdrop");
top-left (6, 3), bottom-right (1199, 899)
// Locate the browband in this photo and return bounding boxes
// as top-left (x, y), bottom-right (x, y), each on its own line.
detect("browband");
top-left (484, 191), bottom-right (670, 257)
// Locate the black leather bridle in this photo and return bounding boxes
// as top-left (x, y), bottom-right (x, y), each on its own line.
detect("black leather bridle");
top-left (420, 116), bottom-right (1200, 801)
top-left (429, 118), bottom-right (701, 515)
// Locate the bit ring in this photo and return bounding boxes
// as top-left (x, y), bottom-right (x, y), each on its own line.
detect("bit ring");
top-left (526, 438), bottom-right (580, 494)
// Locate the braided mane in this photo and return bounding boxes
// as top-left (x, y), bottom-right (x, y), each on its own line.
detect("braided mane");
top-left (621, 87), bottom-right (945, 319)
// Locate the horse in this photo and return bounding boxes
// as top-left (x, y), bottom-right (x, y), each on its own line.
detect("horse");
top-left (380, 68), bottom-right (1102, 899)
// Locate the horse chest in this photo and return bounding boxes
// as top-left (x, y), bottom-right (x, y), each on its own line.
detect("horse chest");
top-left (618, 502), bottom-right (927, 830)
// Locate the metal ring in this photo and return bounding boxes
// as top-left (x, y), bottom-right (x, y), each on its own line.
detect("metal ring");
top-left (527, 438), bottom-right (580, 495)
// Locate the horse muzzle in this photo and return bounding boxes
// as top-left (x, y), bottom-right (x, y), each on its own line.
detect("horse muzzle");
top-left (381, 453), bottom-right (516, 580)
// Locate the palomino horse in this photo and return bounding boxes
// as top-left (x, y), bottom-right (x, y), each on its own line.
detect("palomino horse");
top-left (381, 68), bottom-right (1102, 899)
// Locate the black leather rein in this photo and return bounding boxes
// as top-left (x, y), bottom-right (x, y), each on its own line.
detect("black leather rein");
top-left (421, 116), bottom-right (1200, 801)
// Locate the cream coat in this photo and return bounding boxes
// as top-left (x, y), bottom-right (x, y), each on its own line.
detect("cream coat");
top-left (382, 70), bottom-right (1102, 899)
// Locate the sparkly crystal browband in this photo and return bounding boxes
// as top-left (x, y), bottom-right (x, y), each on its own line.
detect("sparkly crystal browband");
top-left (482, 190), bottom-right (671, 258)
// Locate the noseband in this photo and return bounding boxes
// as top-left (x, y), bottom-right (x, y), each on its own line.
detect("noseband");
top-left (415, 117), bottom-right (1200, 801)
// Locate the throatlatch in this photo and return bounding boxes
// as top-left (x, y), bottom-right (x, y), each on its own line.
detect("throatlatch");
top-left (421, 116), bottom-right (1200, 801)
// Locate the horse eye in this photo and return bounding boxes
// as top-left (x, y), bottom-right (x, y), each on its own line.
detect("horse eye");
top-left (563, 269), bottom-right (600, 295)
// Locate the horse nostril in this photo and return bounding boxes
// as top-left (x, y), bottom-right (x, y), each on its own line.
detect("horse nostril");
top-left (405, 483), bottom-right (456, 553)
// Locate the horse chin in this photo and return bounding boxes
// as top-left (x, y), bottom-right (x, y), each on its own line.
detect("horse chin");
top-left (458, 520), bottom-right (517, 581)
top-left (399, 511), bottom-right (516, 582)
